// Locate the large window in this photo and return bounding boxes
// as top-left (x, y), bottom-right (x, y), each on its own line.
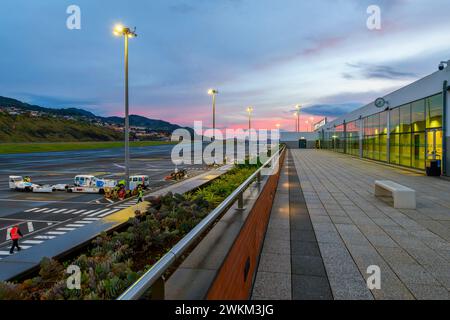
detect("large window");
top-left (345, 120), bottom-right (360, 156)
top-left (362, 112), bottom-right (387, 162)
top-left (324, 93), bottom-right (443, 172)
top-left (426, 94), bottom-right (443, 129)
top-left (411, 100), bottom-right (425, 169)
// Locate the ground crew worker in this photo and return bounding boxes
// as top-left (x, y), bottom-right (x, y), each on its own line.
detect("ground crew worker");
top-left (136, 186), bottom-right (144, 204)
top-left (9, 225), bottom-right (23, 254)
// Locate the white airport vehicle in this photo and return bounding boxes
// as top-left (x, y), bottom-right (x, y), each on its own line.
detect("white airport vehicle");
top-left (129, 175), bottom-right (150, 190)
top-left (67, 175), bottom-right (117, 194)
top-left (9, 176), bottom-right (35, 192)
top-left (9, 176), bottom-right (68, 193)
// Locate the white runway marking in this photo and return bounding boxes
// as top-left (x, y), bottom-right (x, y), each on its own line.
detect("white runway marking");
top-left (47, 231), bottom-right (66, 235)
top-left (74, 210), bottom-right (86, 215)
top-left (54, 209), bottom-right (68, 213)
top-left (98, 209), bottom-right (120, 217)
top-left (66, 224), bottom-right (84, 228)
top-left (0, 251), bottom-right (11, 255)
top-left (88, 208), bottom-right (110, 217)
top-left (25, 208), bottom-right (39, 212)
top-left (75, 221), bottom-right (93, 224)
top-left (43, 208), bottom-right (57, 213)
top-left (83, 218), bottom-right (100, 221)
top-left (65, 209), bottom-right (77, 214)
top-left (35, 235), bottom-right (56, 240)
top-left (56, 228), bottom-right (76, 231)
top-left (81, 210), bottom-right (96, 216)
top-left (34, 208), bottom-right (49, 213)
top-left (22, 240), bottom-right (44, 244)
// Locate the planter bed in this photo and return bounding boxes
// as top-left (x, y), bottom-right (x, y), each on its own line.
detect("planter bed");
top-left (0, 164), bottom-right (258, 300)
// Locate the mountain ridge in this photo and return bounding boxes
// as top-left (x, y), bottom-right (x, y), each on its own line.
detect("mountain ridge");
top-left (0, 96), bottom-right (186, 133)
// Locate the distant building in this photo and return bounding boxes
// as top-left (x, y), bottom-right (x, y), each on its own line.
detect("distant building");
top-left (280, 132), bottom-right (319, 149)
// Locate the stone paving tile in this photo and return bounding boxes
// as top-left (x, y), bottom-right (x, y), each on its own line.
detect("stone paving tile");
top-left (292, 275), bottom-right (333, 300)
top-left (252, 272), bottom-right (292, 300)
top-left (290, 229), bottom-right (316, 242)
top-left (265, 226), bottom-right (291, 241)
top-left (406, 283), bottom-right (450, 300)
top-left (257, 253), bottom-right (291, 274)
top-left (291, 255), bottom-right (327, 277)
top-left (261, 237), bottom-right (291, 255)
top-left (390, 264), bottom-right (440, 286)
top-left (291, 241), bottom-right (321, 256)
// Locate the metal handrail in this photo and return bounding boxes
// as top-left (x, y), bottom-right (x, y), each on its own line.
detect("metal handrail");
top-left (117, 145), bottom-right (285, 300)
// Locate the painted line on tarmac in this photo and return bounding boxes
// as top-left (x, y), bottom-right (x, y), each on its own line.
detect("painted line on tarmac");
top-left (81, 210), bottom-right (97, 216)
top-left (98, 209), bottom-right (121, 218)
top-left (0, 199), bottom-right (107, 205)
top-left (35, 235), bottom-right (56, 240)
top-left (87, 208), bottom-right (110, 217)
top-left (22, 240), bottom-right (44, 244)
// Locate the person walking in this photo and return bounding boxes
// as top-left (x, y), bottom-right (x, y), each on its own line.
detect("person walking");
top-left (9, 225), bottom-right (23, 254)
top-left (136, 186), bottom-right (144, 204)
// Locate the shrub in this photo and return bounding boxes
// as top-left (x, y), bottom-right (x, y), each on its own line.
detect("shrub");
top-left (0, 163), bottom-right (257, 300)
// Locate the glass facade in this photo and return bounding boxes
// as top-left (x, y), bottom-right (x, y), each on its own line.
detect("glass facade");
top-left (323, 93), bottom-right (443, 171)
top-left (345, 120), bottom-right (360, 156)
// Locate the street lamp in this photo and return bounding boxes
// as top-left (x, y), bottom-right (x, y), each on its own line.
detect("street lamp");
top-left (208, 89), bottom-right (219, 140)
top-left (293, 113), bottom-right (298, 132)
top-left (310, 116), bottom-right (314, 132)
top-left (305, 120), bottom-right (309, 132)
top-left (246, 106), bottom-right (254, 131)
top-left (295, 104), bottom-right (301, 132)
top-left (114, 23), bottom-right (137, 190)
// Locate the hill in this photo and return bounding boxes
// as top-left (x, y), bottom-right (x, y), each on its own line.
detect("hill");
top-left (0, 96), bottom-right (188, 143)
top-left (0, 113), bottom-right (122, 143)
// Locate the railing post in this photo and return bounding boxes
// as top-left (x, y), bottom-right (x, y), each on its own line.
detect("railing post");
top-left (150, 276), bottom-right (165, 300)
top-left (256, 171), bottom-right (261, 184)
top-left (237, 192), bottom-right (245, 210)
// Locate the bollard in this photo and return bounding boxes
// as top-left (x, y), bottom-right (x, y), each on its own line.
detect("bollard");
top-left (237, 192), bottom-right (245, 210)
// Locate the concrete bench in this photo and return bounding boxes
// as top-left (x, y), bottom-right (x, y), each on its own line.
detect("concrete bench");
top-left (374, 180), bottom-right (416, 209)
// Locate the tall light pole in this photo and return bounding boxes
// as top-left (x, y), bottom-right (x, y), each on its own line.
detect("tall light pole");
top-left (246, 106), bottom-right (254, 131)
top-left (208, 89), bottom-right (219, 140)
top-left (114, 24), bottom-right (137, 190)
top-left (293, 113), bottom-right (298, 132)
top-left (310, 116), bottom-right (314, 132)
top-left (295, 104), bottom-right (301, 132)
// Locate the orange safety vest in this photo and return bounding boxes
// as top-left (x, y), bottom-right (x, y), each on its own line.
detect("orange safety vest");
top-left (10, 227), bottom-right (20, 240)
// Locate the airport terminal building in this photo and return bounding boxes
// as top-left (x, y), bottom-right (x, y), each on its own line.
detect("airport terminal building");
top-left (318, 64), bottom-right (450, 177)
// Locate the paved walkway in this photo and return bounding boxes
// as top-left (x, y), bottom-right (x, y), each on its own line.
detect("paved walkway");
top-left (254, 149), bottom-right (450, 300)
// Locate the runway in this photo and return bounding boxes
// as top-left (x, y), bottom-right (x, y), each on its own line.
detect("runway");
top-left (0, 143), bottom-right (207, 258)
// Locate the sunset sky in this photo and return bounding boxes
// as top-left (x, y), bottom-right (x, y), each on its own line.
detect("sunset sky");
top-left (1, 0), bottom-right (450, 131)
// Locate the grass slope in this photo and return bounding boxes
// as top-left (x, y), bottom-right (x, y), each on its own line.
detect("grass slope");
top-left (0, 141), bottom-right (176, 154)
top-left (0, 113), bottom-right (122, 143)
